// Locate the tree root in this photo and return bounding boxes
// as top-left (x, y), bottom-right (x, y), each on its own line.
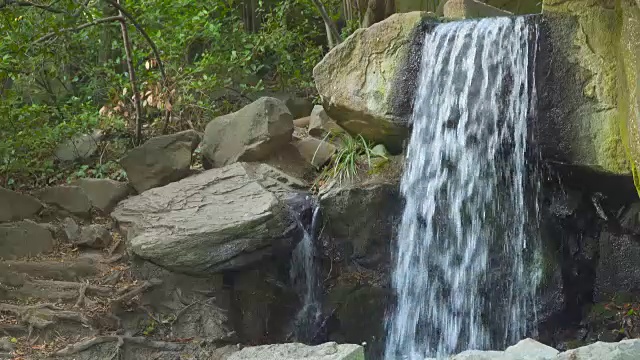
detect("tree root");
top-left (0, 302), bottom-right (91, 334)
top-left (111, 279), bottom-right (162, 307)
top-left (74, 283), bottom-right (88, 308)
top-left (31, 279), bottom-right (112, 297)
top-left (52, 335), bottom-right (186, 357)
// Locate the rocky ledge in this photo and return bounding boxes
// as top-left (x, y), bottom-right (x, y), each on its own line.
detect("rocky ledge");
top-left (427, 338), bottom-right (640, 359)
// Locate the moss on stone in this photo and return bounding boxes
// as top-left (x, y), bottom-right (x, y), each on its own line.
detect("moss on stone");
top-left (543, 0), bottom-right (635, 176)
top-left (617, 0), bottom-right (640, 196)
top-left (598, 115), bottom-right (629, 173)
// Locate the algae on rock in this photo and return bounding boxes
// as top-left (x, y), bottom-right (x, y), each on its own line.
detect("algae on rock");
top-left (619, 1), bottom-right (640, 195)
top-left (539, 0), bottom-right (631, 175)
top-left (313, 12), bottom-right (435, 153)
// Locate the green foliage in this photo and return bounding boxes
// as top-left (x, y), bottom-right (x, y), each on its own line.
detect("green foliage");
top-left (142, 319), bottom-right (157, 336)
top-left (1, 0), bottom-right (330, 188)
top-left (316, 133), bottom-right (375, 186)
top-left (341, 18), bottom-right (361, 39)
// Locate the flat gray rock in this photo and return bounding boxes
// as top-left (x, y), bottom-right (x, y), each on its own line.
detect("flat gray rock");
top-left (557, 339), bottom-right (640, 360)
top-left (0, 220), bottom-right (54, 259)
top-left (0, 187), bottom-right (42, 222)
top-left (74, 178), bottom-right (130, 213)
top-left (226, 342), bottom-right (365, 360)
top-left (112, 163), bottom-right (297, 275)
top-left (36, 185), bottom-right (91, 216)
top-left (426, 338), bottom-right (640, 359)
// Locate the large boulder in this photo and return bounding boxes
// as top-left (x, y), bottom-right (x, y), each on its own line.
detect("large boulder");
top-left (226, 342), bottom-right (365, 360)
top-left (112, 163), bottom-right (302, 275)
top-left (120, 130), bottom-right (201, 193)
top-left (73, 178), bottom-right (130, 213)
top-left (202, 97), bottom-right (294, 168)
top-left (537, 0), bottom-right (633, 175)
top-left (0, 220), bottom-right (55, 259)
top-left (0, 187), bottom-right (42, 222)
top-left (313, 12), bottom-right (433, 153)
top-left (35, 185), bottom-right (91, 216)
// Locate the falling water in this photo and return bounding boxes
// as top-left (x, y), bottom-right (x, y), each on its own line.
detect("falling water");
top-left (385, 17), bottom-right (541, 359)
top-left (290, 204), bottom-right (322, 342)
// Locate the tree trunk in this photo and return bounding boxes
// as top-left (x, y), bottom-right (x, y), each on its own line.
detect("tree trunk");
top-left (115, 0), bottom-right (142, 145)
top-left (325, 21), bottom-right (335, 48)
top-left (311, 0), bottom-right (342, 46)
top-left (361, 0), bottom-right (395, 28)
top-left (243, 0), bottom-right (260, 33)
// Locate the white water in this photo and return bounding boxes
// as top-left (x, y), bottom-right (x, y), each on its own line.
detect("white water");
top-left (291, 205), bottom-right (322, 342)
top-left (385, 17), bottom-right (541, 359)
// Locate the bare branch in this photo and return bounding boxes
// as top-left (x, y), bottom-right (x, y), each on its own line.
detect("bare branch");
top-left (34, 15), bottom-right (124, 43)
top-left (101, 0), bottom-right (173, 133)
top-left (102, 0), bottom-right (165, 80)
top-left (115, 0), bottom-right (142, 145)
top-left (0, 0), bottom-right (65, 13)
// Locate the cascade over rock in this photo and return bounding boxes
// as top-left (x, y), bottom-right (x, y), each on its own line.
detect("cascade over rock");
top-left (313, 12), bottom-right (433, 153)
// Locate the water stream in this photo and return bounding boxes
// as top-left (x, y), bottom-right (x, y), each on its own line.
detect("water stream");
top-left (385, 17), bottom-right (541, 359)
top-left (290, 203), bottom-right (322, 342)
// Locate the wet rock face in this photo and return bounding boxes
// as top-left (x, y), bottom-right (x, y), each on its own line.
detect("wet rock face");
top-left (534, 169), bottom-right (640, 349)
top-left (320, 182), bottom-right (401, 267)
top-left (595, 232), bottom-right (640, 301)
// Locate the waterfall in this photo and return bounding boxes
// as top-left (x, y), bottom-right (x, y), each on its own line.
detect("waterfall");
top-left (385, 17), bottom-right (541, 359)
top-left (290, 203), bottom-right (322, 342)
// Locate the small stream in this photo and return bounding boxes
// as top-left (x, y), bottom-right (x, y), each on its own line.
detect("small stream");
top-left (290, 201), bottom-right (323, 343)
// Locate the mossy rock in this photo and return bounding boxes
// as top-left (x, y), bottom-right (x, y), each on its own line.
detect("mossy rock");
top-left (619, 1), bottom-right (640, 195)
top-left (313, 12), bottom-right (438, 153)
top-left (538, 0), bottom-right (631, 175)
